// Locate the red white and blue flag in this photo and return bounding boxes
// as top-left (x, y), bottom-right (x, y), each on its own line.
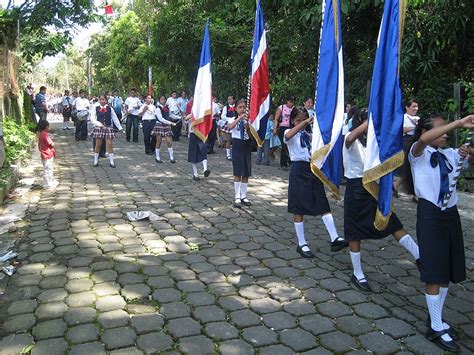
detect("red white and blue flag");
top-left (249, 0), bottom-right (270, 147)
top-left (191, 20), bottom-right (213, 142)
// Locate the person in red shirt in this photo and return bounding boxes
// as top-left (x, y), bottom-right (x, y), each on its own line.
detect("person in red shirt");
top-left (37, 120), bottom-right (57, 189)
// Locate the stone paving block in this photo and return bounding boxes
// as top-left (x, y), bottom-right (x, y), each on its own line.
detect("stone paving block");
top-left (319, 330), bottom-right (359, 353)
top-left (218, 295), bottom-right (248, 311)
top-left (91, 269), bottom-right (118, 283)
top-left (118, 272), bottom-right (144, 285)
top-left (218, 339), bottom-right (255, 355)
top-left (37, 288), bottom-right (68, 303)
top-left (185, 292), bottom-right (215, 307)
top-left (96, 295), bottom-right (126, 312)
top-left (208, 282), bottom-right (236, 297)
top-left (167, 317), bottom-right (202, 338)
top-left (160, 301), bottom-right (191, 319)
top-left (318, 301), bottom-right (352, 318)
top-left (358, 331), bottom-right (400, 353)
top-left (152, 288), bottom-right (182, 303)
top-left (303, 288), bottom-right (334, 304)
top-left (18, 263), bottom-right (45, 275)
top-left (262, 312), bottom-right (296, 330)
top-left (7, 299), bottom-right (38, 315)
top-left (66, 291), bottom-right (96, 308)
top-left (66, 268), bottom-right (91, 279)
top-left (179, 335), bottom-right (215, 354)
top-left (147, 275), bottom-right (174, 288)
top-left (67, 323), bottom-right (100, 344)
top-left (242, 326), bottom-right (278, 347)
top-left (31, 338), bottom-right (68, 355)
top-left (279, 328), bottom-right (317, 352)
top-left (35, 301), bottom-right (68, 320)
top-left (205, 321), bottom-right (239, 341)
top-left (282, 299), bottom-right (316, 316)
top-left (131, 313), bottom-right (165, 334)
top-left (98, 309), bottom-right (130, 328)
top-left (249, 298), bottom-right (281, 314)
top-left (32, 319), bottom-right (67, 340)
top-left (122, 284), bottom-right (151, 301)
top-left (3, 313), bottom-right (36, 333)
top-left (65, 278), bottom-right (94, 293)
top-left (374, 317), bottom-right (416, 338)
top-left (41, 265), bottom-right (67, 277)
top-left (300, 348), bottom-right (333, 355)
top-left (69, 341), bottom-right (106, 355)
top-left (335, 289), bottom-right (369, 305)
top-left (92, 281), bottom-right (121, 296)
top-left (137, 331), bottom-right (173, 353)
top-left (0, 333), bottom-right (35, 355)
top-left (39, 275), bottom-right (66, 289)
top-left (403, 334), bottom-right (446, 354)
top-left (239, 285), bottom-right (267, 299)
top-left (299, 314), bottom-right (335, 336)
top-left (109, 347), bottom-right (144, 355)
top-left (65, 307), bottom-right (97, 325)
top-left (193, 305), bottom-right (226, 323)
top-left (230, 309), bottom-right (261, 329)
top-left (336, 315), bottom-right (373, 336)
top-left (353, 302), bottom-right (388, 319)
top-left (15, 274), bottom-right (42, 287)
top-left (101, 326), bottom-right (137, 350)
top-left (259, 345), bottom-right (294, 355)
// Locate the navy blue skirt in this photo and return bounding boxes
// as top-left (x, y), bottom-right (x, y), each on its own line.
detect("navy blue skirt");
top-left (344, 178), bottom-right (403, 240)
top-left (288, 161), bottom-right (330, 216)
top-left (417, 198), bottom-right (465, 284)
top-left (232, 138), bottom-right (252, 177)
top-left (187, 133), bottom-right (207, 163)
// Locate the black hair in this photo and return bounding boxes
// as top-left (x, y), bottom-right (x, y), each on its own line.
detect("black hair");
top-left (347, 105), bottom-right (361, 125)
top-left (412, 114), bottom-right (443, 143)
top-left (236, 98), bottom-right (246, 106)
top-left (130, 88), bottom-right (137, 92)
top-left (289, 106), bottom-right (309, 128)
top-left (37, 119), bottom-right (49, 132)
top-left (228, 95), bottom-right (235, 100)
top-left (303, 96), bottom-right (313, 104)
top-left (99, 93), bottom-right (108, 100)
top-left (404, 99), bottom-right (418, 109)
top-left (286, 96), bottom-right (296, 103)
top-left (79, 89), bottom-right (85, 94)
top-left (350, 107), bottom-right (368, 146)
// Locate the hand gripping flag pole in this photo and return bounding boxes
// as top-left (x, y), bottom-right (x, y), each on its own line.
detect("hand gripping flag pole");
top-left (363, 0), bottom-right (407, 230)
top-left (248, 0), bottom-right (270, 147)
top-left (310, 0), bottom-right (345, 199)
top-left (441, 130), bottom-right (473, 210)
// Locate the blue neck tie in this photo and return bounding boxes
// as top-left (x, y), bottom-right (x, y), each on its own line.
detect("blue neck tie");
top-left (300, 131), bottom-right (312, 155)
top-left (430, 150), bottom-right (453, 203)
top-left (239, 120), bottom-right (245, 140)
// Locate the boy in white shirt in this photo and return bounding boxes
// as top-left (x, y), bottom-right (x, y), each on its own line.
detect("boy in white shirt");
top-left (72, 90), bottom-right (90, 141)
top-left (124, 88), bottom-right (141, 143)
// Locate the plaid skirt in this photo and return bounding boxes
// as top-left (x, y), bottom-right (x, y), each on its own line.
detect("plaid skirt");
top-left (90, 127), bottom-right (116, 140)
top-left (151, 123), bottom-right (173, 137)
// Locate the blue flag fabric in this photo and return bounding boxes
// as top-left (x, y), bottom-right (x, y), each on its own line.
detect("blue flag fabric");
top-left (363, 0), bottom-right (406, 230)
top-left (311, 0), bottom-right (345, 198)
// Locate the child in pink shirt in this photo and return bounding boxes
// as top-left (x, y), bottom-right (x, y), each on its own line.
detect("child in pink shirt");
top-left (38, 120), bottom-right (57, 189)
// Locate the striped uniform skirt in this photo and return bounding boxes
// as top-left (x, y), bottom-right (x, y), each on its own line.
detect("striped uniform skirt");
top-left (90, 127), bottom-right (116, 140)
top-left (151, 123), bottom-right (173, 137)
top-left (344, 178), bottom-right (403, 241)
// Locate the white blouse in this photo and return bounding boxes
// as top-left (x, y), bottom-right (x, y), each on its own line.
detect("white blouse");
top-left (343, 132), bottom-right (365, 179)
top-left (284, 129), bottom-right (311, 162)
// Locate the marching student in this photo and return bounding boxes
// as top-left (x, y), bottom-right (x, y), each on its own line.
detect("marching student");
top-left (273, 96), bottom-right (295, 170)
top-left (343, 109), bottom-right (420, 292)
top-left (184, 113), bottom-right (211, 181)
top-left (166, 91), bottom-right (182, 141)
top-left (139, 95), bottom-right (157, 155)
top-left (227, 99), bottom-right (253, 208)
top-left (408, 114), bottom-right (473, 353)
top-left (37, 120), bottom-right (58, 189)
top-left (72, 90), bottom-right (90, 141)
top-left (90, 94), bottom-right (123, 168)
top-left (152, 95), bottom-right (177, 163)
top-left (124, 88), bottom-right (141, 143)
top-left (219, 95), bottom-right (236, 161)
top-left (61, 90), bottom-right (73, 130)
top-left (284, 107), bottom-right (348, 258)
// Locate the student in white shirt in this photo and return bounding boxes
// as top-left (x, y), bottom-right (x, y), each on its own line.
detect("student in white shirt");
top-left (343, 109), bottom-right (419, 293)
top-left (72, 90), bottom-right (90, 141)
top-left (151, 95), bottom-right (177, 163)
top-left (184, 113), bottom-right (210, 181)
top-left (284, 107), bottom-right (347, 259)
top-left (227, 99), bottom-right (252, 208)
top-left (408, 114), bottom-right (473, 353)
top-left (90, 94), bottom-right (123, 167)
top-left (124, 88), bottom-right (141, 143)
top-left (139, 95), bottom-right (157, 155)
top-left (219, 95), bottom-right (236, 160)
top-left (61, 90), bottom-right (73, 130)
top-left (167, 91), bottom-right (182, 141)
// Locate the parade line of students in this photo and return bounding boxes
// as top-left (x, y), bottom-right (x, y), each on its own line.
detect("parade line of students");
top-left (35, 84), bottom-right (474, 352)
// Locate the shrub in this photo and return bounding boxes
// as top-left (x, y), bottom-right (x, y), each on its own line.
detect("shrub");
top-left (2, 116), bottom-right (36, 167)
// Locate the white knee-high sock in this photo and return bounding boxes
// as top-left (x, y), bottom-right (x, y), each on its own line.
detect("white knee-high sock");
top-left (234, 182), bottom-right (241, 200)
top-left (108, 153), bottom-right (114, 164)
top-left (168, 147), bottom-right (174, 160)
top-left (202, 159), bottom-right (208, 171)
top-left (155, 148), bottom-right (161, 160)
top-left (439, 287), bottom-right (450, 330)
top-left (426, 293), bottom-right (452, 341)
top-left (192, 163), bottom-right (198, 176)
top-left (93, 153), bottom-right (99, 164)
top-left (226, 148), bottom-right (231, 158)
top-left (350, 251), bottom-right (365, 281)
top-left (398, 234), bottom-right (420, 260)
top-left (240, 183), bottom-right (248, 199)
top-left (321, 214), bottom-right (340, 242)
top-left (294, 222), bottom-right (309, 251)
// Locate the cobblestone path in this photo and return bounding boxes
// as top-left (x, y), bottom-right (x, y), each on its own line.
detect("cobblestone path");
top-left (1, 122), bottom-right (473, 354)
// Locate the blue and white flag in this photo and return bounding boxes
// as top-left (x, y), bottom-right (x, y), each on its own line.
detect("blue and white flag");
top-left (311, 0), bottom-right (345, 198)
top-left (363, 0), bottom-right (406, 230)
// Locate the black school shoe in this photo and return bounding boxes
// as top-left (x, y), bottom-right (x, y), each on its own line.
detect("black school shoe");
top-left (93, 162), bottom-right (99, 167)
top-left (425, 327), bottom-right (460, 353)
top-left (241, 198), bottom-right (252, 207)
top-left (233, 199), bottom-right (242, 208)
top-left (331, 238), bottom-right (349, 252)
top-left (426, 317), bottom-right (459, 340)
top-left (296, 244), bottom-right (315, 258)
top-left (351, 275), bottom-right (373, 292)
top-left (204, 170), bottom-right (211, 177)
top-left (192, 175), bottom-right (200, 181)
